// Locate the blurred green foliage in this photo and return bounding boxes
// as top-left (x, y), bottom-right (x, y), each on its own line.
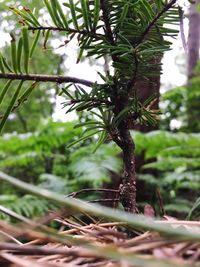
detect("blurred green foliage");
top-left (0, 2), bottom-right (64, 133)
top-left (0, 0), bottom-right (199, 222)
top-left (133, 130), bottom-right (200, 219)
top-left (161, 61), bottom-right (200, 132)
top-left (0, 120), bottom-right (199, 220)
top-left (0, 120), bottom-right (122, 220)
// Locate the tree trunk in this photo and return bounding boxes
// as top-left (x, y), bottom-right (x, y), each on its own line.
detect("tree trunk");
top-left (110, 88), bottom-right (138, 212)
top-left (134, 57), bottom-right (161, 133)
top-left (131, 58), bottom-right (161, 205)
top-left (119, 127), bottom-right (137, 213)
top-left (44, 157), bottom-right (54, 173)
top-left (187, 1), bottom-right (200, 132)
top-left (187, 1), bottom-right (200, 79)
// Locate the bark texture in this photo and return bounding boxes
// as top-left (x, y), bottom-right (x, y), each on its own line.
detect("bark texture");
top-left (187, 1), bottom-right (200, 132)
top-left (187, 1), bottom-right (200, 79)
top-left (119, 127), bottom-right (137, 213)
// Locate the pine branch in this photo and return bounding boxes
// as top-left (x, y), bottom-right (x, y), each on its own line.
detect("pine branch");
top-left (67, 98), bottom-right (111, 105)
top-left (127, 50), bottom-right (139, 91)
top-left (101, 0), bottom-right (115, 45)
top-left (101, 0), bottom-right (118, 62)
top-left (128, 0), bottom-right (177, 90)
top-left (28, 26), bottom-right (105, 41)
top-left (137, 0), bottom-right (177, 45)
top-left (0, 73), bottom-right (94, 87)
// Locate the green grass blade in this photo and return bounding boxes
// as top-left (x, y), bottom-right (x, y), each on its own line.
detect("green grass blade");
top-left (114, 3), bottom-right (129, 32)
top-left (0, 80), bottom-right (12, 105)
top-left (93, 131), bottom-right (108, 153)
top-left (69, 0), bottom-right (79, 29)
top-left (67, 130), bottom-right (102, 147)
top-left (30, 31), bottom-right (41, 58)
top-left (55, 0), bottom-right (69, 28)
top-left (187, 197), bottom-right (200, 220)
top-left (23, 7), bottom-right (41, 27)
top-left (10, 33), bottom-right (18, 73)
top-left (49, 0), bottom-right (65, 27)
top-left (0, 81), bottom-right (23, 133)
top-left (13, 82), bottom-right (38, 110)
top-left (76, 37), bottom-right (90, 63)
top-left (93, 0), bottom-right (100, 29)
top-left (9, 7), bottom-right (37, 27)
top-left (22, 27), bottom-right (30, 74)
top-left (17, 37), bottom-right (23, 73)
top-left (1, 171), bottom-right (200, 242)
top-left (43, 29), bottom-right (51, 50)
top-left (1, 55), bottom-right (13, 73)
top-left (0, 54), bottom-right (5, 74)
top-left (43, 0), bottom-right (60, 27)
top-left (81, 0), bottom-right (90, 31)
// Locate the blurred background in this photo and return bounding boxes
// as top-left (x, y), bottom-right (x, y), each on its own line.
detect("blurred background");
top-left (0, 0), bottom-right (199, 221)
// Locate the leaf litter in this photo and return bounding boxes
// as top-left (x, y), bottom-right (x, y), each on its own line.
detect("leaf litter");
top-left (0, 209), bottom-right (199, 267)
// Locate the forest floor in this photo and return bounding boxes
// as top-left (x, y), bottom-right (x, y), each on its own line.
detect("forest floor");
top-left (0, 210), bottom-right (199, 267)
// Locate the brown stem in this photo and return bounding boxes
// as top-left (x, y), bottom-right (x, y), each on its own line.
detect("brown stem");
top-left (110, 85), bottom-right (137, 212)
top-left (0, 73), bottom-right (94, 87)
top-left (0, 242), bottom-right (90, 257)
top-left (101, 0), bottom-right (118, 62)
top-left (101, 0), bottom-right (115, 45)
top-left (28, 26), bottom-right (105, 41)
top-left (89, 198), bottom-right (119, 203)
top-left (118, 125), bottom-right (137, 213)
top-left (67, 188), bottom-right (118, 198)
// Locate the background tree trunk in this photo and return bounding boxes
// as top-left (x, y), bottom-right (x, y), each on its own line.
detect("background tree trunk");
top-left (187, 0), bottom-right (200, 79)
top-left (187, 1), bottom-right (200, 132)
top-left (134, 57), bottom-right (161, 133)
top-left (133, 57), bottom-right (161, 207)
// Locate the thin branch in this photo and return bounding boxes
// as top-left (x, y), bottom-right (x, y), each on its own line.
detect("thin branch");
top-left (128, 0), bottom-right (177, 92)
top-left (89, 198), bottom-right (119, 203)
top-left (101, 0), bottom-right (118, 62)
top-left (29, 26), bottom-right (105, 41)
top-left (0, 205), bottom-right (32, 224)
top-left (0, 242), bottom-right (92, 257)
top-left (0, 73), bottom-right (95, 87)
top-left (101, 0), bottom-right (115, 45)
top-left (67, 188), bottom-right (119, 198)
top-left (66, 98), bottom-right (111, 106)
top-left (136, 0), bottom-right (177, 45)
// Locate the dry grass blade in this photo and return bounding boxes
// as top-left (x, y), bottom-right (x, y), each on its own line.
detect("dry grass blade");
top-left (0, 252), bottom-right (67, 267)
top-left (0, 230), bottom-right (22, 245)
top-left (0, 171), bottom-right (200, 241)
top-left (0, 173), bottom-right (199, 266)
top-left (0, 217), bottom-right (199, 267)
top-left (156, 220), bottom-right (200, 227)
